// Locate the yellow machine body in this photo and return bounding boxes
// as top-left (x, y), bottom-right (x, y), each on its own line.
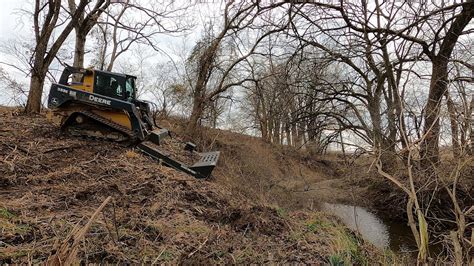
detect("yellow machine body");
top-left (50, 69), bottom-right (133, 131)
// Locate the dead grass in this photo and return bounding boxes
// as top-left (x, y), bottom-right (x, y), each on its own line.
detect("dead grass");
top-left (0, 106), bottom-right (386, 264)
top-left (172, 124), bottom-right (351, 210)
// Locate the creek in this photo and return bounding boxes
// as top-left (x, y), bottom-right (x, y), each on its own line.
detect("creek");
top-left (321, 203), bottom-right (421, 253)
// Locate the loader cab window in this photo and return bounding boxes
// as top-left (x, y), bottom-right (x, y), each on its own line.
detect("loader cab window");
top-left (94, 72), bottom-right (125, 100)
top-left (125, 77), bottom-right (136, 101)
top-left (66, 73), bottom-right (84, 85)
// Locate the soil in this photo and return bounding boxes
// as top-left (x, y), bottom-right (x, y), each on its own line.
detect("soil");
top-left (0, 107), bottom-right (382, 264)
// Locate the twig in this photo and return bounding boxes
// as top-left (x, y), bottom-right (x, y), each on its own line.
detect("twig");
top-left (152, 247), bottom-right (167, 265)
top-left (1, 142), bottom-right (30, 154)
top-left (188, 238), bottom-right (209, 258)
top-left (43, 145), bottom-right (82, 154)
top-left (46, 196), bottom-right (112, 266)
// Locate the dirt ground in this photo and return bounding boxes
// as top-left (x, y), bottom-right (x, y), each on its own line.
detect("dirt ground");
top-left (0, 107), bottom-right (385, 264)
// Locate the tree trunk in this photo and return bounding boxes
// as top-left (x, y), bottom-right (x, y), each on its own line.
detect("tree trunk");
top-left (267, 114), bottom-right (274, 143)
top-left (446, 92), bottom-right (460, 158)
top-left (291, 123), bottom-right (298, 147)
top-left (25, 73), bottom-right (46, 113)
top-left (340, 130), bottom-right (346, 156)
top-left (258, 107), bottom-right (269, 142)
top-left (273, 118), bottom-right (281, 144)
top-left (469, 97), bottom-right (474, 155)
top-left (284, 122), bottom-right (290, 145)
top-left (421, 58), bottom-right (447, 166)
top-left (187, 96), bottom-right (205, 137)
top-left (185, 34), bottom-right (224, 137)
top-left (73, 31), bottom-right (87, 69)
top-left (368, 95), bottom-right (383, 149)
top-left (260, 118), bottom-right (269, 141)
top-left (385, 93), bottom-right (398, 154)
top-left (369, 93), bottom-right (397, 170)
top-left (420, 1), bottom-right (473, 166)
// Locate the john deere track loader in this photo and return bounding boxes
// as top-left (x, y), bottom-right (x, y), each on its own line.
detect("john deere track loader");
top-left (47, 66), bottom-right (219, 178)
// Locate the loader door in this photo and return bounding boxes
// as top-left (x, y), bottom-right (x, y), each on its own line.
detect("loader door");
top-left (125, 76), bottom-right (136, 101)
top-left (94, 72), bottom-right (126, 100)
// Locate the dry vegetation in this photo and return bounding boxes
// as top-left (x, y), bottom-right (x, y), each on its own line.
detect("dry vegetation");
top-left (0, 107), bottom-right (389, 264)
top-left (161, 117), bottom-right (367, 211)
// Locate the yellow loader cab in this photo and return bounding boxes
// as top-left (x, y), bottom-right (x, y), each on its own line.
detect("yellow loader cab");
top-left (47, 66), bottom-right (220, 178)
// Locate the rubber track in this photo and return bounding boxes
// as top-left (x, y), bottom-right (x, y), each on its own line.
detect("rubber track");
top-left (66, 110), bottom-right (138, 142)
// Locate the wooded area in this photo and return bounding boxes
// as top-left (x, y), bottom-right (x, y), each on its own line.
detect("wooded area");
top-left (0, 0), bottom-right (472, 264)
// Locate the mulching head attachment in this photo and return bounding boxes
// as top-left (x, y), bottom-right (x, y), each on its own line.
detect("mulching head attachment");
top-left (137, 129), bottom-right (220, 179)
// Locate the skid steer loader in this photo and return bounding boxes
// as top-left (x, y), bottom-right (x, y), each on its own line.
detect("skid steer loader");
top-left (47, 66), bottom-right (219, 179)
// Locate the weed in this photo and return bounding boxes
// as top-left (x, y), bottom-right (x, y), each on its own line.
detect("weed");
top-left (276, 207), bottom-right (286, 217)
top-left (306, 222), bottom-right (318, 232)
top-left (330, 226), bottom-right (368, 265)
top-left (381, 249), bottom-right (395, 265)
top-left (214, 250), bottom-right (226, 258)
top-left (305, 218), bottom-right (332, 232)
top-left (0, 250), bottom-right (28, 260)
top-left (329, 254), bottom-right (344, 266)
top-left (14, 224), bottom-right (32, 234)
top-left (0, 208), bottom-right (15, 219)
top-left (289, 231), bottom-right (305, 241)
top-left (159, 251), bottom-right (174, 261)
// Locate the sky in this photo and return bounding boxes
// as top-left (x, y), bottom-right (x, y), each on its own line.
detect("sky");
top-left (0, 0), bottom-right (31, 105)
top-left (0, 0), bottom-right (22, 38)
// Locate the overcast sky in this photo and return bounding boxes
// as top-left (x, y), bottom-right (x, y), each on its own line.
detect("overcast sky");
top-left (0, 0), bottom-right (26, 40)
top-left (0, 0), bottom-right (222, 70)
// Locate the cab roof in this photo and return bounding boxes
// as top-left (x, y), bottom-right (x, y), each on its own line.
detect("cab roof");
top-left (61, 66), bottom-right (137, 81)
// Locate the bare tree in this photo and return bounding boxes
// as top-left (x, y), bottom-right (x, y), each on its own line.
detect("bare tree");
top-left (68, 0), bottom-right (110, 69)
top-left (0, 67), bottom-right (28, 106)
top-left (89, 0), bottom-right (192, 71)
top-left (184, 0), bottom-right (287, 137)
top-left (25, 0), bottom-right (108, 113)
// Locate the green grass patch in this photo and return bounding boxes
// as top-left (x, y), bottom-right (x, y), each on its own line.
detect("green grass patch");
top-left (330, 228), bottom-right (368, 265)
top-left (305, 218), bottom-right (333, 232)
top-left (0, 208), bottom-right (15, 219)
top-left (276, 207), bottom-right (287, 218)
top-left (329, 254), bottom-right (345, 266)
top-left (159, 251), bottom-right (174, 262)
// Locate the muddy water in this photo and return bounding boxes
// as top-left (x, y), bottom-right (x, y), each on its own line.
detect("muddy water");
top-left (321, 203), bottom-right (418, 253)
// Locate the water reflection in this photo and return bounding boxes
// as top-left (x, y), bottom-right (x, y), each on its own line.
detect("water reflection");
top-left (321, 203), bottom-right (390, 249)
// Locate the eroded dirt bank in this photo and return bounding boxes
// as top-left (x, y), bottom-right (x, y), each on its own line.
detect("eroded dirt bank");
top-left (0, 107), bottom-right (385, 264)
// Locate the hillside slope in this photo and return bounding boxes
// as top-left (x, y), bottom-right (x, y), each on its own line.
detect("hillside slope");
top-left (0, 107), bottom-right (383, 264)
top-left (163, 119), bottom-right (368, 210)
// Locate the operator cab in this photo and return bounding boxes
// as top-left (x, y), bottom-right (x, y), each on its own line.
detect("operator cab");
top-left (93, 70), bottom-right (137, 102)
top-left (59, 66), bottom-right (137, 102)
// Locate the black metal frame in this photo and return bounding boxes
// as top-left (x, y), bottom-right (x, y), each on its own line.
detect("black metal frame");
top-left (137, 142), bottom-right (220, 179)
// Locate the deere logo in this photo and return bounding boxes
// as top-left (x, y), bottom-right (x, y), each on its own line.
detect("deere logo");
top-left (89, 95), bottom-right (111, 105)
